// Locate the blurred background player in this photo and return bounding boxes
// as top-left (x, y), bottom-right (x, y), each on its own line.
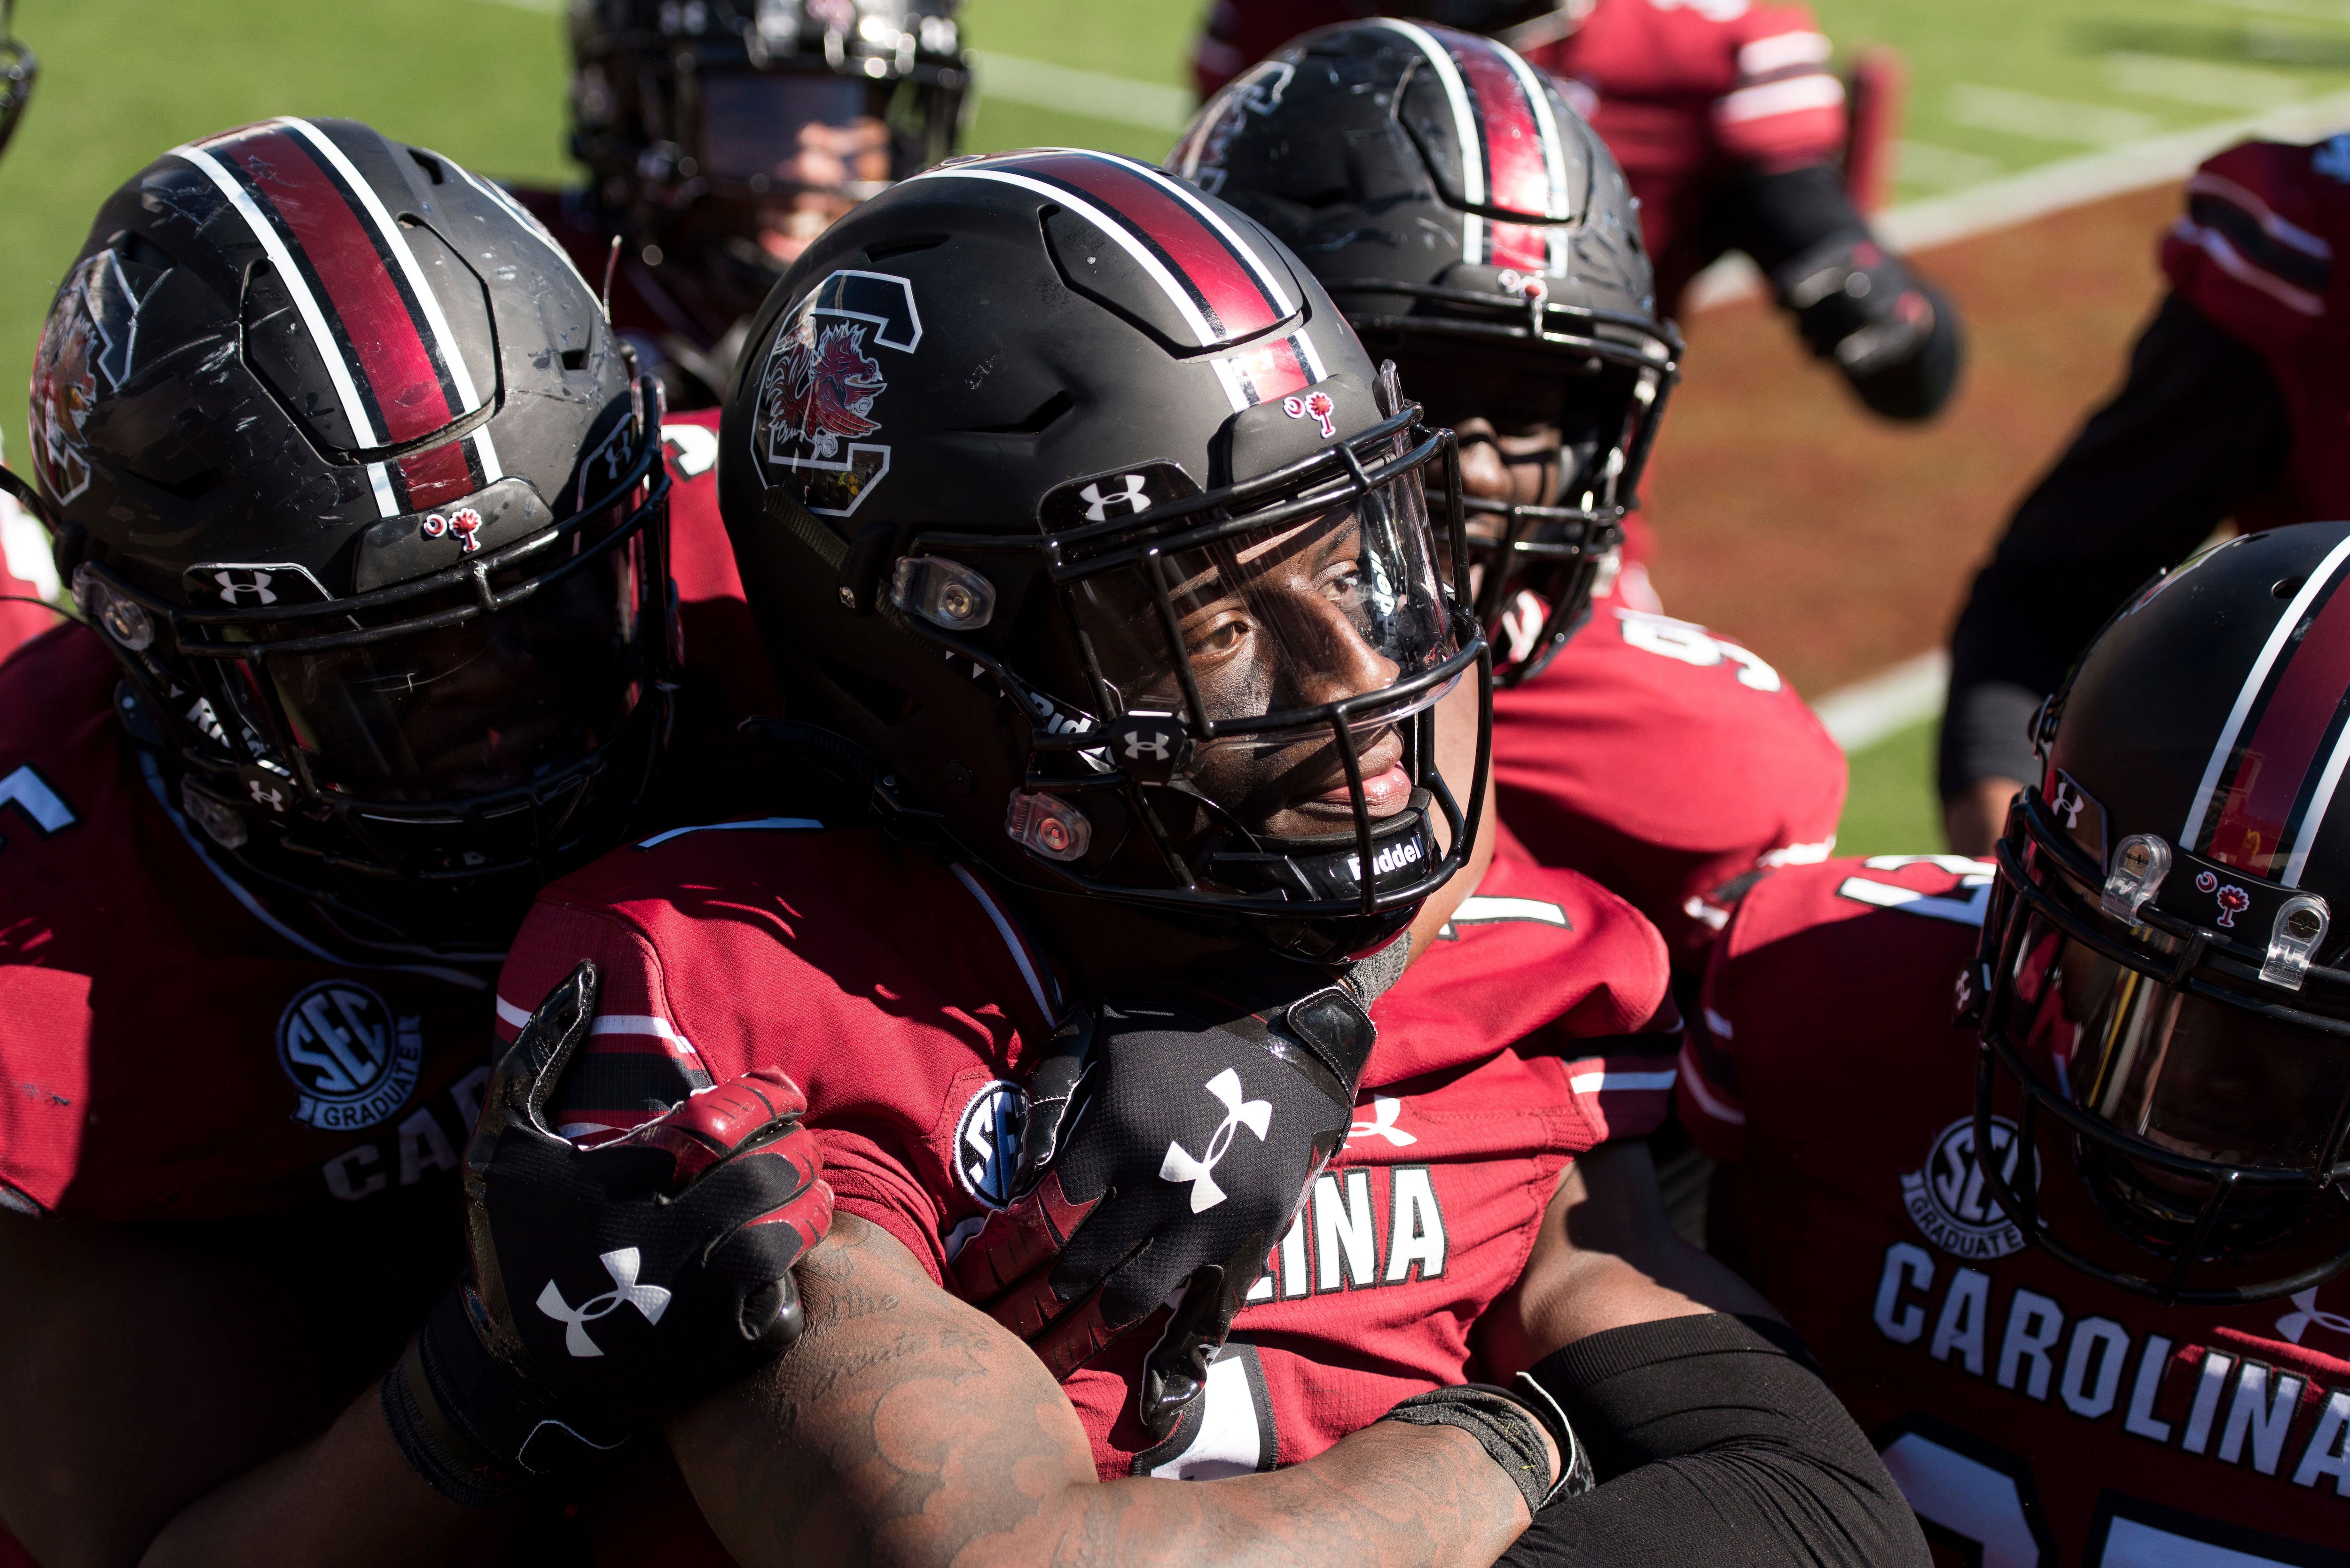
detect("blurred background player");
top-left (1175, 20), bottom-right (1846, 978)
top-left (0, 0), bottom-right (51, 663)
top-left (1683, 526), bottom-right (2350, 1563)
top-left (1943, 134), bottom-right (2350, 857)
top-left (1191, 1), bottom-right (1963, 514)
top-left (514, 0), bottom-right (969, 409)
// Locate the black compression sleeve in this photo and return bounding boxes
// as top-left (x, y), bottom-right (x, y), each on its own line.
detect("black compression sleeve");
top-left (1494, 1314), bottom-right (1927, 1568)
top-left (1704, 162), bottom-right (1866, 279)
top-left (1939, 292), bottom-right (2291, 797)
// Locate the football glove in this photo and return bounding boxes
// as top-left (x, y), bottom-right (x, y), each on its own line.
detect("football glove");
top-left (951, 966), bottom-right (1376, 1440)
top-left (385, 960), bottom-right (832, 1502)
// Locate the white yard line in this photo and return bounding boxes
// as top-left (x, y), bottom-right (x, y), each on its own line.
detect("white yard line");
top-left (1811, 650), bottom-right (1949, 753)
top-left (970, 51), bottom-right (1195, 133)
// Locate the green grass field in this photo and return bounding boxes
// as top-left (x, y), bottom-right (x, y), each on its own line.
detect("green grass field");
top-left (0, 0), bottom-right (2332, 860)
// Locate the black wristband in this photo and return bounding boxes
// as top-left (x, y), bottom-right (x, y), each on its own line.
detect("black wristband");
top-left (380, 1339), bottom-right (528, 1508)
top-left (1383, 1383), bottom-right (1556, 1516)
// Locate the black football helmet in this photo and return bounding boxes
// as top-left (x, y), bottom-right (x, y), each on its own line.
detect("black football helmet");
top-left (568, 0), bottom-right (968, 324)
top-left (0, 1), bottom-right (35, 163)
top-left (1968, 523), bottom-right (2350, 1303)
top-left (1171, 18), bottom-right (1678, 686)
top-left (719, 148), bottom-right (1487, 964)
top-left (16, 119), bottom-right (672, 955)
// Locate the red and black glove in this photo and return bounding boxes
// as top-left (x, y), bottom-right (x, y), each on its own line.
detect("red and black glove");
top-left (383, 960), bottom-right (833, 1503)
top-left (952, 968), bottom-right (1377, 1440)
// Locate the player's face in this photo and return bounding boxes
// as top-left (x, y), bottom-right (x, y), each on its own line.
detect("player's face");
top-left (1073, 482), bottom-right (1457, 842)
top-left (697, 71), bottom-right (892, 263)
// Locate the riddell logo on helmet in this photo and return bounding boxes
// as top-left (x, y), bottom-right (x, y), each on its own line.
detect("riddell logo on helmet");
top-left (420, 507), bottom-right (483, 554)
top-left (1282, 390), bottom-right (1337, 439)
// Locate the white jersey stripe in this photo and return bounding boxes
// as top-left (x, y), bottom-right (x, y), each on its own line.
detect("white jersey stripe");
top-left (274, 117), bottom-right (486, 416)
top-left (909, 164), bottom-right (1218, 347)
top-left (171, 140), bottom-right (384, 454)
top-left (1371, 20), bottom-right (1485, 261)
top-left (1569, 1068), bottom-right (1679, 1095)
top-left (2182, 532), bottom-right (2350, 846)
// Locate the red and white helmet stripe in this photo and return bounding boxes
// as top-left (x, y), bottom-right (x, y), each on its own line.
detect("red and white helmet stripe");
top-left (170, 118), bottom-right (506, 519)
top-left (912, 148), bottom-right (1323, 414)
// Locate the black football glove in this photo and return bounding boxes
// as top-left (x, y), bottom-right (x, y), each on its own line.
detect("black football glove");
top-left (1772, 234), bottom-right (1963, 421)
top-left (952, 969), bottom-right (1376, 1440)
top-left (384, 961), bottom-right (833, 1503)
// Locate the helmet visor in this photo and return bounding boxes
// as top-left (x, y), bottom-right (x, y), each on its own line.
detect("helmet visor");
top-left (2020, 923), bottom-right (2350, 1174)
top-left (228, 514), bottom-right (658, 804)
top-left (1068, 468), bottom-right (1458, 834)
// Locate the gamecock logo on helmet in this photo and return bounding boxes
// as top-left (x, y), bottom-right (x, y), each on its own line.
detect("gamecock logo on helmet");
top-left (763, 322), bottom-right (885, 462)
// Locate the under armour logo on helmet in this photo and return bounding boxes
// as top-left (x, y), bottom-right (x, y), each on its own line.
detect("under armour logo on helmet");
top-left (1159, 1068), bottom-right (1272, 1213)
top-left (246, 778), bottom-right (288, 813)
top-left (2277, 1285), bottom-right (2350, 1343)
top-left (421, 507), bottom-right (485, 554)
top-left (536, 1246), bottom-right (674, 1357)
top-left (212, 569), bottom-right (277, 606)
top-left (1079, 475), bottom-right (1152, 523)
top-left (2049, 778), bottom-right (2086, 828)
top-left (1122, 729), bottom-right (1173, 763)
top-left (1282, 390), bottom-right (1337, 439)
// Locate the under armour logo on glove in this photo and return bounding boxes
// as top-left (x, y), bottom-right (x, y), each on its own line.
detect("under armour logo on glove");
top-left (1159, 1069), bottom-right (1271, 1213)
top-left (539, 1246), bottom-right (674, 1357)
top-left (2277, 1286), bottom-right (2350, 1344)
top-left (1349, 1096), bottom-right (1416, 1147)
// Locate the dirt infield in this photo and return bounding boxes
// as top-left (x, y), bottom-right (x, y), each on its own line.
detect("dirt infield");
top-left (1640, 181), bottom-right (2185, 700)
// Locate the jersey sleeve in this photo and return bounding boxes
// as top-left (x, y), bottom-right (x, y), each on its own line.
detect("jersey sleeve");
top-left (496, 882), bottom-right (956, 1283)
top-left (1712, 2), bottom-right (1847, 169)
top-left (2162, 141), bottom-right (2341, 367)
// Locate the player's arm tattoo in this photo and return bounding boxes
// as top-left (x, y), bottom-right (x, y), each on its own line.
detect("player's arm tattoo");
top-left (666, 1214), bottom-right (1530, 1568)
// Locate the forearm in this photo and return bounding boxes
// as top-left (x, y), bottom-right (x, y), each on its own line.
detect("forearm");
top-left (140, 1378), bottom-right (516, 1568)
top-left (669, 1216), bottom-right (1528, 1568)
top-left (1494, 1317), bottom-right (1924, 1568)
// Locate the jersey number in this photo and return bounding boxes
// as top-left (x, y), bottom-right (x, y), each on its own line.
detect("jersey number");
top-left (1615, 610), bottom-right (1784, 692)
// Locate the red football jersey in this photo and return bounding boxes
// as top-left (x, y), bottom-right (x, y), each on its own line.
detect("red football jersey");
top-left (2161, 138), bottom-right (2350, 534)
top-left (661, 406), bottom-right (782, 724)
top-left (1492, 586), bottom-right (1847, 960)
top-left (494, 826), bottom-right (1676, 1481)
top-left (0, 626), bottom-right (499, 1222)
top-left (1683, 855), bottom-right (2350, 1567)
top-left (1190, 0), bottom-right (1848, 312)
top-left (0, 490), bottom-right (59, 667)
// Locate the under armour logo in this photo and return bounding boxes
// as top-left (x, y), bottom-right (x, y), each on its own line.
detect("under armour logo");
top-left (212, 569), bottom-right (277, 606)
top-left (2277, 1286), bottom-right (2350, 1343)
top-left (1159, 1068), bottom-right (1271, 1213)
top-left (1122, 729), bottom-right (1172, 762)
top-left (246, 778), bottom-right (288, 812)
top-left (1079, 475), bottom-right (1152, 523)
top-left (536, 1246), bottom-right (673, 1357)
top-left (421, 507), bottom-right (485, 554)
top-left (1349, 1095), bottom-right (1416, 1147)
top-left (1281, 390), bottom-right (1337, 439)
top-left (2049, 779), bottom-right (2085, 828)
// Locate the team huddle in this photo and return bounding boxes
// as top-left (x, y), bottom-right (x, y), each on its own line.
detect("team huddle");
top-left (0, 1), bottom-right (2344, 1566)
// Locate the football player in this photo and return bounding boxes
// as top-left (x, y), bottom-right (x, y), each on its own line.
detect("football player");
top-left (1684, 526), bottom-right (2350, 1563)
top-left (513, 0), bottom-right (967, 410)
top-left (490, 146), bottom-right (1926, 1565)
top-left (0, 119), bottom-right (844, 1568)
top-left (1944, 135), bottom-right (2350, 857)
top-left (1172, 20), bottom-right (1846, 965)
top-left (1191, 0), bottom-right (1964, 434)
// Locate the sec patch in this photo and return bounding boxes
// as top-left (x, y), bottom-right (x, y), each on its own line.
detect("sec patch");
top-left (277, 979), bottom-right (423, 1132)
